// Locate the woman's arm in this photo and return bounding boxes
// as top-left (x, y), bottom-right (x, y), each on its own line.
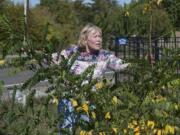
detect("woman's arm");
top-left (52, 52), bottom-right (61, 64)
top-left (107, 54), bottom-right (129, 71)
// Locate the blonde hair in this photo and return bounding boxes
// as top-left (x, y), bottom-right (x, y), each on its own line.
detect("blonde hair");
top-left (78, 24), bottom-right (102, 48)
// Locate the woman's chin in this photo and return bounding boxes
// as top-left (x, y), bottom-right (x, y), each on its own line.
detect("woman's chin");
top-left (95, 46), bottom-right (102, 50)
top-left (87, 45), bottom-right (102, 53)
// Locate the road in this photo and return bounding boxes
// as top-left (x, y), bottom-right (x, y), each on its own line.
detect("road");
top-left (0, 68), bottom-right (50, 102)
top-left (0, 68), bottom-right (34, 88)
top-left (0, 67), bottom-right (117, 102)
top-left (0, 68), bottom-right (119, 88)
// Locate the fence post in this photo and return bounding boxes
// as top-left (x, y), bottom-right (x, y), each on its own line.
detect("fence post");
top-left (154, 38), bottom-right (159, 61)
top-left (136, 37), bottom-right (140, 58)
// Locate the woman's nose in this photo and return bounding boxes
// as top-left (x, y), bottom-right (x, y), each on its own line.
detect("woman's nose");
top-left (97, 37), bottom-right (102, 41)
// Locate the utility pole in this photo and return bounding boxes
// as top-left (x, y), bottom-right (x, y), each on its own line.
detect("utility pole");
top-left (24, 0), bottom-right (29, 46)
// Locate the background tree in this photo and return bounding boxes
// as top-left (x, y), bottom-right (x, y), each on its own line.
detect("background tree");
top-left (90, 0), bottom-right (123, 48)
top-left (162, 0), bottom-right (180, 31)
top-left (39, 0), bottom-right (81, 47)
top-left (127, 0), bottom-right (173, 37)
top-left (0, 3), bottom-right (24, 58)
top-left (0, 0), bottom-right (178, 58)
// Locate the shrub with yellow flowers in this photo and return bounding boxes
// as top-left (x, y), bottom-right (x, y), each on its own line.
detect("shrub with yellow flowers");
top-left (0, 45), bottom-right (179, 135)
top-left (0, 11), bottom-right (179, 134)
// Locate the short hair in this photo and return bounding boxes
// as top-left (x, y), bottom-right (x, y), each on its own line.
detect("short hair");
top-left (78, 24), bottom-right (102, 48)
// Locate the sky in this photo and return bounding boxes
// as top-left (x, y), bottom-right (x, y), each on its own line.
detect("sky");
top-left (12, 0), bottom-right (131, 7)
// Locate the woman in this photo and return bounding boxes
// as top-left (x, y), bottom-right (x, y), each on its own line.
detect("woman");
top-left (52, 24), bottom-right (129, 134)
top-left (52, 24), bottom-right (129, 79)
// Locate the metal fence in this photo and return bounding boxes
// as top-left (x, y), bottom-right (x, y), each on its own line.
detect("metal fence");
top-left (114, 37), bottom-right (180, 83)
top-left (114, 37), bottom-right (180, 61)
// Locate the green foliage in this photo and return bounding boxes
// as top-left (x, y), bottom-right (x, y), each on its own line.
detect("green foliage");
top-left (1, 0), bottom-right (178, 55)
top-left (126, 1), bottom-right (173, 37)
top-left (0, 0), bottom-right (13, 13)
top-left (0, 93), bottom-right (58, 135)
top-left (0, 14), bottom-right (24, 57)
top-left (0, 42), bottom-right (179, 134)
top-left (39, 0), bottom-right (83, 46)
top-left (0, 1), bottom-right (180, 134)
top-left (162, 0), bottom-right (180, 31)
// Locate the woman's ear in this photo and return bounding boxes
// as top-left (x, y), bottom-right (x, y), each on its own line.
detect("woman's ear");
top-left (83, 40), bottom-right (87, 45)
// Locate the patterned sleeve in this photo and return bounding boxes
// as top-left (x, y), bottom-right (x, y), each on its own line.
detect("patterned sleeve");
top-left (51, 46), bottom-right (78, 64)
top-left (52, 52), bottom-right (60, 64)
top-left (107, 54), bottom-right (129, 71)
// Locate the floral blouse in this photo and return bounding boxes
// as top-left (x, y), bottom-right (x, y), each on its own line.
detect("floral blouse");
top-left (52, 46), bottom-right (129, 79)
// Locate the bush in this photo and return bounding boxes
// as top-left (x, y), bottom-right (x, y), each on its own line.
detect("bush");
top-left (0, 47), bottom-right (179, 135)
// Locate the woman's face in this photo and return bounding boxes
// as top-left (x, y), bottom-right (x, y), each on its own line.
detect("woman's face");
top-left (86, 30), bottom-right (102, 53)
